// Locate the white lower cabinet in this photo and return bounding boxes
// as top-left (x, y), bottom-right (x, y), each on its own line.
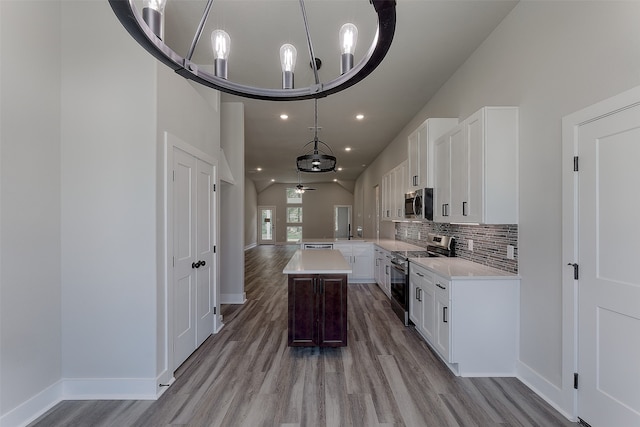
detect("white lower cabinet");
top-left (409, 261), bottom-right (519, 377)
top-left (374, 246), bottom-right (392, 297)
top-left (334, 243), bottom-right (374, 284)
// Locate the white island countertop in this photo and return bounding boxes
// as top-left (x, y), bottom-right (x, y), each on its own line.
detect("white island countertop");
top-left (410, 257), bottom-right (519, 280)
top-left (283, 250), bottom-right (353, 275)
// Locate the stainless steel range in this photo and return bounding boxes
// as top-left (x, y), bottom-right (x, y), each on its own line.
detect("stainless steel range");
top-left (390, 233), bottom-right (455, 326)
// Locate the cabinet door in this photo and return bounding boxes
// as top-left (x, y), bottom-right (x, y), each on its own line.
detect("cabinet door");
top-left (288, 276), bottom-right (318, 346)
top-left (382, 173), bottom-right (391, 220)
top-left (408, 129), bottom-right (420, 189)
top-left (383, 253), bottom-right (392, 297)
top-left (434, 133), bottom-right (451, 221)
top-left (449, 125), bottom-right (469, 221)
top-left (395, 161), bottom-right (407, 219)
top-left (409, 268), bottom-right (423, 326)
top-left (464, 110), bottom-right (484, 223)
top-left (434, 276), bottom-right (451, 361)
top-left (352, 244), bottom-right (373, 280)
top-left (318, 275), bottom-right (348, 346)
top-left (420, 271), bottom-right (436, 343)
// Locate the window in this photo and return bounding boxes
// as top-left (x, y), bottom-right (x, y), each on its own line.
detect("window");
top-left (287, 207), bottom-right (303, 223)
top-left (286, 226), bottom-right (302, 242)
top-left (286, 188), bottom-right (302, 204)
top-left (286, 188), bottom-right (303, 242)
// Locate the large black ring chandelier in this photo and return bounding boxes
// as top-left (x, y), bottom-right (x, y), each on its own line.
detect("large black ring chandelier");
top-left (108, 0), bottom-right (396, 101)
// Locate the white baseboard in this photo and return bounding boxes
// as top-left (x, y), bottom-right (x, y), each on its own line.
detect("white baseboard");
top-left (516, 360), bottom-right (576, 422)
top-left (1, 375), bottom-right (169, 427)
top-left (0, 380), bottom-right (63, 427)
top-left (220, 292), bottom-right (246, 304)
top-left (61, 377), bottom-right (159, 400)
top-left (244, 243), bottom-right (257, 251)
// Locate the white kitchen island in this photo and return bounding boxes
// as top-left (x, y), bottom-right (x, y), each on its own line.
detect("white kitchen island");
top-left (284, 250), bottom-right (352, 347)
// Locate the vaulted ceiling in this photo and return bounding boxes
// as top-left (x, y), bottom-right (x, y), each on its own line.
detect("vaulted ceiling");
top-left (161, 0), bottom-right (519, 192)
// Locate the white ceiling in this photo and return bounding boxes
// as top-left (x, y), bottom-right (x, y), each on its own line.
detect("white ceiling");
top-left (162, 0), bottom-right (518, 192)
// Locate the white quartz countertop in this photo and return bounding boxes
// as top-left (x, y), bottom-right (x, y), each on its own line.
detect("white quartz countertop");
top-left (373, 239), bottom-right (425, 253)
top-left (283, 250), bottom-right (352, 274)
top-left (409, 257), bottom-right (519, 280)
top-left (298, 238), bottom-right (369, 244)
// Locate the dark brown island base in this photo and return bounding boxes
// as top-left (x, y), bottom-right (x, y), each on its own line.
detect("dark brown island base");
top-left (283, 250), bottom-right (352, 347)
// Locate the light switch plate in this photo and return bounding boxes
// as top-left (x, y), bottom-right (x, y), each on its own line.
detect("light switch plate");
top-left (468, 239), bottom-right (474, 251)
top-left (507, 245), bottom-right (515, 259)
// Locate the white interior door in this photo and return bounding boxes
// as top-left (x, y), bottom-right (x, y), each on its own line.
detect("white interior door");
top-left (173, 148), bottom-right (197, 368)
top-left (258, 206), bottom-right (275, 244)
top-left (173, 147), bottom-right (215, 369)
top-left (575, 101), bottom-right (640, 426)
top-left (334, 205), bottom-right (352, 239)
top-left (195, 158), bottom-right (214, 347)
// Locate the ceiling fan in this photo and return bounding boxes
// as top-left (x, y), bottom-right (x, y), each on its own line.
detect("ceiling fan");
top-left (295, 172), bottom-right (316, 193)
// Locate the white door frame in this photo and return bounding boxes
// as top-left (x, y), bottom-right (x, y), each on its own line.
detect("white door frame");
top-left (562, 85), bottom-right (640, 421)
top-left (258, 205), bottom-right (276, 244)
top-left (164, 132), bottom-right (220, 383)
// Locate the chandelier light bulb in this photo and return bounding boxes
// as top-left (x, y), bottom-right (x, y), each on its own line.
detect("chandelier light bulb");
top-left (211, 29), bottom-right (230, 79)
top-left (142, 0), bottom-right (167, 39)
top-left (280, 44), bottom-right (297, 89)
top-left (339, 23), bottom-right (358, 74)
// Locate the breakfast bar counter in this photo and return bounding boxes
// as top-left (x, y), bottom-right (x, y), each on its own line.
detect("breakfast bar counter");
top-left (284, 250), bottom-right (351, 347)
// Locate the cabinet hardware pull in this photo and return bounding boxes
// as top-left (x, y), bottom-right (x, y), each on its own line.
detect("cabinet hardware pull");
top-left (443, 306), bottom-right (448, 323)
top-left (415, 288), bottom-right (419, 300)
top-left (462, 201), bottom-right (468, 216)
top-left (436, 283), bottom-right (446, 290)
top-left (416, 272), bottom-right (424, 277)
top-left (418, 287), bottom-right (422, 302)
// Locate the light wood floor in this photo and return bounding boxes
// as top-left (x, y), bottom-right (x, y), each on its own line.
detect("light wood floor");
top-left (30, 245), bottom-right (577, 426)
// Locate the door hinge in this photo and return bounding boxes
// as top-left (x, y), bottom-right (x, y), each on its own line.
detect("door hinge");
top-left (213, 183), bottom-right (216, 192)
top-left (172, 256), bottom-right (175, 267)
top-left (213, 307), bottom-right (216, 315)
top-left (213, 245), bottom-right (216, 253)
top-left (568, 263), bottom-right (579, 280)
top-left (574, 372), bottom-right (579, 389)
top-left (573, 156), bottom-right (579, 171)
top-left (172, 170), bottom-right (175, 181)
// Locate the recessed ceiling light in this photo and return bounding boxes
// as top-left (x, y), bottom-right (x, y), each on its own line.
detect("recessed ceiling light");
top-left (345, 147), bottom-right (352, 152)
top-left (333, 178), bottom-right (338, 182)
top-left (271, 179), bottom-right (275, 182)
top-left (280, 114), bottom-right (288, 120)
top-left (337, 167), bottom-right (343, 171)
top-left (256, 167), bottom-right (262, 171)
top-left (356, 114), bottom-right (364, 120)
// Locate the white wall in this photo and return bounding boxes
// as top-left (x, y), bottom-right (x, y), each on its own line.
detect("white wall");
top-left (0, 0), bottom-right (62, 421)
top-left (257, 183), bottom-right (354, 242)
top-left (60, 0), bottom-right (158, 386)
top-left (355, 0), bottom-right (640, 417)
top-left (220, 103), bottom-right (245, 303)
top-left (1, 1), bottom-right (224, 424)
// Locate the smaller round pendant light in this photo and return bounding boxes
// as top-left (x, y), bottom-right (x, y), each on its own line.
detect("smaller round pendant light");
top-left (296, 100), bottom-right (337, 173)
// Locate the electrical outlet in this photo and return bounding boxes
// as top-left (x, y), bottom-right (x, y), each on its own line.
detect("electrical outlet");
top-left (507, 245), bottom-right (515, 260)
top-left (405, 229), bottom-right (408, 237)
top-left (468, 239), bottom-right (474, 251)
top-left (418, 231), bottom-right (421, 239)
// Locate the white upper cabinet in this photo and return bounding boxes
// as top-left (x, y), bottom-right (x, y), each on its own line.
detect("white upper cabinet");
top-left (381, 160), bottom-right (408, 221)
top-left (407, 118), bottom-right (458, 190)
top-left (434, 106), bottom-right (518, 224)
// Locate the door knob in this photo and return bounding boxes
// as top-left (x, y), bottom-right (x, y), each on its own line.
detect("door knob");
top-left (200, 260), bottom-right (206, 267)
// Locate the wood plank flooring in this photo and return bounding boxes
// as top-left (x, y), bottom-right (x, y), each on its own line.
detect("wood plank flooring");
top-left (30, 245), bottom-right (577, 427)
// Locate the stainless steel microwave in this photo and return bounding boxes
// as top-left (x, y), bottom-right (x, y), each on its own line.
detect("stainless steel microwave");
top-left (404, 188), bottom-right (433, 220)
